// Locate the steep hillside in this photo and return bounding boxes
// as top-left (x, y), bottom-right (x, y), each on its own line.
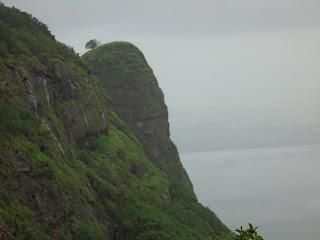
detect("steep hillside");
top-left (82, 42), bottom-right (193, 193)
top-left (0, 3), bottom-right (231, 240)
top-left (82, 42), bottom-right (231, 238)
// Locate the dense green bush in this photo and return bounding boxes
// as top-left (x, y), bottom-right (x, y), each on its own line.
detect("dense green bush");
top-left (89, 135), bottom-right (109, 153)
top-left (232, 224), bottom-right (264, 240)
top-left (169, 180), bottom-right (189, 199)
top-left (76, 223), bottom-right (104, 240)
top-left (212, 224), bottom-right (264, 240)
top-left (0, 41), bottom-right (9, 58)
top-left (78, 151), bottom-right (93, 164)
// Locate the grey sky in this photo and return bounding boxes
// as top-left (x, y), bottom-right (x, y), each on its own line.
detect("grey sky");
top-left (3, 0), bottom-right (320, 152)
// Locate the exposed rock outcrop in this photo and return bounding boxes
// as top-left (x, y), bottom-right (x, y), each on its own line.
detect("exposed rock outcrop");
top-left (0, 4), bottom-right (231, 239)
top-left (82, 42), bottom-right (192, 186)
top-left (8, 60), bottom-right (108, 148)
top-left (0, 58), bottom-right (110, 237)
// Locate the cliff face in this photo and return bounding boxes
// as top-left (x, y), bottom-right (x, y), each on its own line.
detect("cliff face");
top-left (0, 3), bottom-right (231, 240)
top-left (82, 42), bottom-right (191, 186)
top-left (0, 56), bottom-right (111, 238)
top-left (82, 42), bottom-right (231, 238)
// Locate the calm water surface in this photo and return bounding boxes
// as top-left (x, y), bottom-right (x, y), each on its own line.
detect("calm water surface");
top-left (180, 144), bottom-right (320, 240)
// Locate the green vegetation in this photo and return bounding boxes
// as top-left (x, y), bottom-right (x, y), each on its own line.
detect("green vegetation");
top-left (0, 194), bottom-right (49, 240)
top-left (82, 41), bottom-right (233, 239)
top-left (232, 224), bottom-right (264, 240)
top-left (82, 42), bottom-right (151, 84)
top-left (213, 224), bottom-right (264, 240)
top-left (85, 39), bottom-right (101, 50)
top-left (0, 2), bottom-right (89, 74)
top-left (76, 223), bottom-right (104, 240)
top-left (0, 2), bottom-right (233, 239)
top-left (0, 98), bottom-right (230, 239)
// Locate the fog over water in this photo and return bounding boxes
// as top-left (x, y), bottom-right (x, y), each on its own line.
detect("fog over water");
top-left (181, 144), bottom-right (320, 240)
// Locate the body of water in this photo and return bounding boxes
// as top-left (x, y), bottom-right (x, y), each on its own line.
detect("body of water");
top-left (180, 144), bottom-right (320, 240)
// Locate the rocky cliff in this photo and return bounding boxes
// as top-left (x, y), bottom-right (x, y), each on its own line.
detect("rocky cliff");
top-left (0, 3), bottom-right (231, 240)
top-left (82, 42), bottom-right (192, 192)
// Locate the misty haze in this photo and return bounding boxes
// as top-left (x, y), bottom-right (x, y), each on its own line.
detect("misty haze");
top-left (3, 0), bottom-right (319, 153)
top-left (1, 0), bottom-right (319, 239)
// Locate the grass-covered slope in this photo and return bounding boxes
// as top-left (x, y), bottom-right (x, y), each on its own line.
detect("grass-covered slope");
top-left (83, 42), bottom-right (232, 239)
top-left (0, 3), bottom-right (232, 239)
top-left (82, 42), bottom-right (193, 187)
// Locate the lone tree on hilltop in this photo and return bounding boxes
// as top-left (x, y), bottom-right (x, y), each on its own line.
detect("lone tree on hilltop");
top-left (85, 39), bottom-right (101, 49)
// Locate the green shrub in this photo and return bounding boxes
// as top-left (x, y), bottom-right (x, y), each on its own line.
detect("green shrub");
top-left (0, 20), bottom-right (13, 49)
top-left (212, 224), bottom-right (264, 240)
top-left (78, 151), bottom-right (92, 164)
top-left (136, 230), bottom-right (170, 240)
top-left (11, 40), bottom-right (31, 55)
top-left (232, 224), bottom-right (264, 240)
top-left (77, 223), bottom-right (103, 240)
top-left (168, 180), bottom-right (188, 199)
top-left (15, 29), bottom-right (39, 53)
top-left (89, 136), bottom-right (109, 153)
top-left (0, 41), bottom-right (9, 58)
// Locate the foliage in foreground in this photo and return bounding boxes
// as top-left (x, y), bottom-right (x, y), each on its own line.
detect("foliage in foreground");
top-left (213, 224), bottom-right (264, 240)
top-left (232, 224), bottom-right (263, 240)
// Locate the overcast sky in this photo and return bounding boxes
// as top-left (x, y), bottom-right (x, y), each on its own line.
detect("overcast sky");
top-left (3, 0), bottom-right (320, 152)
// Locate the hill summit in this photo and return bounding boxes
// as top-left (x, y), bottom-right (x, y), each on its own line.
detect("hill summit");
top-left (0, 3), bottom-right (231, 239)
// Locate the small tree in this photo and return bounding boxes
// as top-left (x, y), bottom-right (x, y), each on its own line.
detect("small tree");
top-left (85, 39), bottom-right (101, 49)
